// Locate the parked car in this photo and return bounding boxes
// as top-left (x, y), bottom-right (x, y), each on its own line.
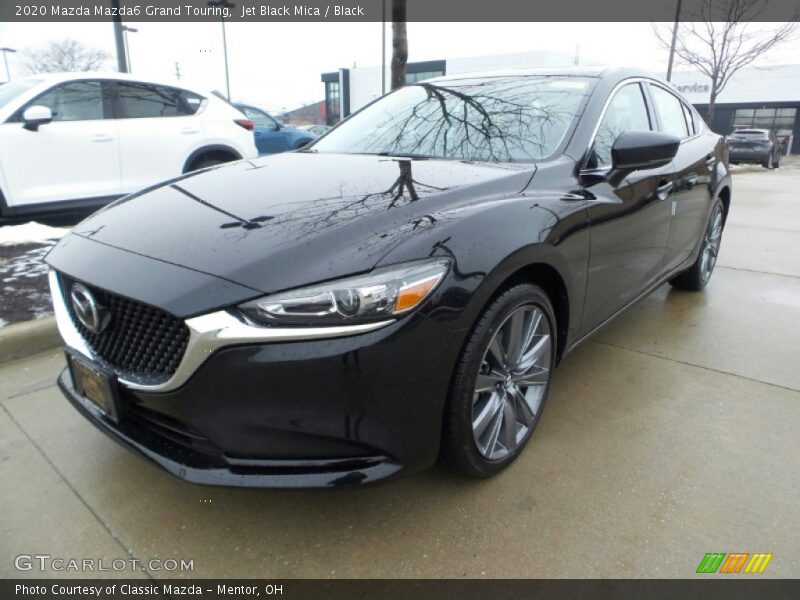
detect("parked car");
top-left (0, 73), bottom-right (257, 219)
top-left (233, 103), bottom-right (315, 154)
top-left (726, 128), bottom-right (782, 169)
top-left (298, 124), bottom-right (331, 136)
top-left (47, 68), bottom-right (731, 488)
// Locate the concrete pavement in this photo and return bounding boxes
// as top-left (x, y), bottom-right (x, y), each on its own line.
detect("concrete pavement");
top-left (2, 163), bottom-right (799, 579)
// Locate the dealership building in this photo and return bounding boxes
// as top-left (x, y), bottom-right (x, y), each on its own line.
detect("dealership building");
top-left (321, 51), bottom-right (800, 154)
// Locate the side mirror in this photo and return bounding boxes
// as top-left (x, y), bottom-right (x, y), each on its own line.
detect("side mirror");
top-left (611, 131), bottom-right (680, 172)
top-left (22, 105), bottom-right (53, 131)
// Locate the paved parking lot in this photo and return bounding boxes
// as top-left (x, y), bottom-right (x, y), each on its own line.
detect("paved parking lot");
top-left (1, 163), bottom-right (799, 579)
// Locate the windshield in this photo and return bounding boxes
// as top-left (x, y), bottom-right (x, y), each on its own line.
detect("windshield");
top-left (0, 78), bottom-right (43, 111)
top-left (311, 76), bottom-right (594, 162)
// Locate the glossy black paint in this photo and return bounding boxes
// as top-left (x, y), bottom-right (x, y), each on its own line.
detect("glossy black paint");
top-left (48, 68), bottom-right (732, 487)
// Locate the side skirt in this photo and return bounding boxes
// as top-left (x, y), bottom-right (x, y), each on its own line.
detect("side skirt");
top-left (561, 255), bottom-right (696, 360)
top-left (0, 195), bottom-right (122, 221)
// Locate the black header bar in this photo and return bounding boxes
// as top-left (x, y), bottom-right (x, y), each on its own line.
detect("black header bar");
top-left (4, 0), bottom-right (800, 22)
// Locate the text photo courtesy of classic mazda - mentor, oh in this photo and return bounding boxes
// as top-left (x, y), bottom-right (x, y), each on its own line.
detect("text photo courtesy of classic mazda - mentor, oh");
top-left (44, 68), bottom-right (731, 488)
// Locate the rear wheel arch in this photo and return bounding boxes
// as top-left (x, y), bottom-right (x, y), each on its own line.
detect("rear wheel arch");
top-left (183, 145), bottom-right (242, 173)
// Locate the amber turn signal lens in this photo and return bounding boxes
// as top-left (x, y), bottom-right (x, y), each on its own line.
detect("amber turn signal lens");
top-left (394, 275), bottom-right (441, 312)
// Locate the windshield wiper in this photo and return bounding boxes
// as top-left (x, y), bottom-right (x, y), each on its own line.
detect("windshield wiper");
top-left (374, 152), bottom-right (434, 160)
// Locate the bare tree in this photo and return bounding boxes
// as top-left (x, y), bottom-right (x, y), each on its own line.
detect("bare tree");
top-left (20, 39), bottom-right (109, 75)
top-left (655, 0), bottom-right (797, 123)
top-left (391, 0), bottom-right (408, 90)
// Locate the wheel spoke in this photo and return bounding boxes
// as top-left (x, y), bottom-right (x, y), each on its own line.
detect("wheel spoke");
top-left (475, 371), bottom-right (505, 393)
top-left (513, 388), bottom-right (535, 427)
top-left (519, 310), bottom-right (541, 362)
top-left (514, 334), bottom-right (549, 374)
top-left (514, 365), bottom-right (550, 386)
top-left (473, 391), bottom-right (502, 440)
top-left (487, 335), bottom-right (506, 369)
top-left (502, 397), bottom-right (517, 450)
top-left (504, 309), bottom-right (527, 365)
top-left (483, 400), bottom-right (504, 456)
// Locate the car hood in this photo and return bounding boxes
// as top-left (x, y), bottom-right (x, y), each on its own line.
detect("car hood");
top-left (68, 152), bottom-right (534, 294)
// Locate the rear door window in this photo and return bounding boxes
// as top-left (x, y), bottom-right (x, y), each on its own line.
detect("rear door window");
top-left (650, 85), bottom-right (689, 139)
top-left (109, 82), bottom-right (202, 118)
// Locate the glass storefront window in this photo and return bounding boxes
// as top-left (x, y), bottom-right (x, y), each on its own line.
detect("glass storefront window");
top-left (733, 107), bottom-right (796, 133)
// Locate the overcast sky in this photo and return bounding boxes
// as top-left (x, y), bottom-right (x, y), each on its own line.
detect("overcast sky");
top-left (1, 21), bottom-right (798, 113)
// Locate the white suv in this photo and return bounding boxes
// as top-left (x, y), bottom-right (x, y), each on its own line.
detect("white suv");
top-left (0, 72), bottom-right (258, 219)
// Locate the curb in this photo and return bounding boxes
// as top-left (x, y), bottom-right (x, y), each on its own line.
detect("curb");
top-left (0, 317), bottom-right (61, 364)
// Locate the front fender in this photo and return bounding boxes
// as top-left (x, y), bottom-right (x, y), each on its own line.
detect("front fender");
top-left (378, 195), bottom-right (590, 345)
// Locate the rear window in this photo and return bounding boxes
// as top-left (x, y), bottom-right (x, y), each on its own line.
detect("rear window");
top-left (732, 130), bottom-right (768, 139)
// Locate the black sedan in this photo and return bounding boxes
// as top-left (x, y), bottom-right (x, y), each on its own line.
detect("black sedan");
top-left (47, 68), bottom-right (731, 487)
top-left (727, 128), bottom-right (783, 169)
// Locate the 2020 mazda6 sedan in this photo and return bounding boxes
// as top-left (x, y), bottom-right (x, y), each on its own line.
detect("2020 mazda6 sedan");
top-left (47, 68), bottom-right (731, 487)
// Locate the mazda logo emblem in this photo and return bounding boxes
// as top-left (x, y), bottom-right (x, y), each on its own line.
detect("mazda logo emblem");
top-left (70, 283), bottom-right (110, 334)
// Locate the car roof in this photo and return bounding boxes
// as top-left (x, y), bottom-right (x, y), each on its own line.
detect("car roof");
top-left (426, 66), bottom-right (659, 83)
top-left (13, 71), bottom-right (209, 96)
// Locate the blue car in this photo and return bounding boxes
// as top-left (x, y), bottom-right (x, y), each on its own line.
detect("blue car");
top-left (233, 103), bottom-right (315, 155)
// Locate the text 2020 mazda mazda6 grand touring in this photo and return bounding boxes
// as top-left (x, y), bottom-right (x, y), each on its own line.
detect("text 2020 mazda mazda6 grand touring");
top-left (47, 68), bottom-right (731, 487)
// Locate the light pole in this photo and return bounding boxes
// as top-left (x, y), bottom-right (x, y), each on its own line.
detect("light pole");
top-left (666, 0), bottom-right (682, 82)
top-left (122, 26), bottom-right (138, 73)
top-left (208, 0), bottom-right (235, 101)
top-left (0, 47), bottom-right (17, 82)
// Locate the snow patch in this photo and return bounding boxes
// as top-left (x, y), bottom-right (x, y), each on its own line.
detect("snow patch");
top-left (0, 318), bottom-right (7, 328)
top-left (0, 221), bottom-right (68, 246)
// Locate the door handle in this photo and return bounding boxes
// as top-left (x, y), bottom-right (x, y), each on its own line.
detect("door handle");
top-left (181, 128), bottom-right (200, 135)
top-left (656, 179), bottom-right (673, 200)
top-left (90, 134), bottom-right (113, 143)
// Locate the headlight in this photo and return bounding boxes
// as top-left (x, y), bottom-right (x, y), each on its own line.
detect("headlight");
top-left (238, 258), bottom-right (450, 326)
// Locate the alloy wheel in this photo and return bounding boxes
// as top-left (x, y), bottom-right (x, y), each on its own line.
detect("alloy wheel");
top-left (700, 204), bottom-right (723, 283)
top-left (471, 304), bottom-right (552, 460)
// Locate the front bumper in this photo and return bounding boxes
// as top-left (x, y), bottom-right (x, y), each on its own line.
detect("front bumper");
top-left (56, 312), bottom-right (465, 488)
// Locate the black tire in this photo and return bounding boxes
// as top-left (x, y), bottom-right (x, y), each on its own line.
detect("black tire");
top-left (440, 283), bottom-right (557, 478)
top-left (762, 154), bottom-right (773, 169)
top-left (189, 158), bottom-right (225, 171)
top-left (669, 198), bottom-right (724, 291)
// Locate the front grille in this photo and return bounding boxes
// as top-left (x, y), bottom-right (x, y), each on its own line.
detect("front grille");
top-left (61, 275), bottom-right (190, 384)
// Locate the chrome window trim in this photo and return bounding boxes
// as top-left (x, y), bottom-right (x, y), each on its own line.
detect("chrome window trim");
top-left (50, 271), bottom-right (394, 393)
top-left (583, 77), bottom-right (652, 170)
top-left (581, 76), bottom-right (703, 174)
top-left (646, 80), bottom-right (703, 142)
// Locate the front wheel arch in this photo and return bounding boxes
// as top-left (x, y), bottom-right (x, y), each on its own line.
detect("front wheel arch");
top-left (487, 263), bottom-right (570, 365)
